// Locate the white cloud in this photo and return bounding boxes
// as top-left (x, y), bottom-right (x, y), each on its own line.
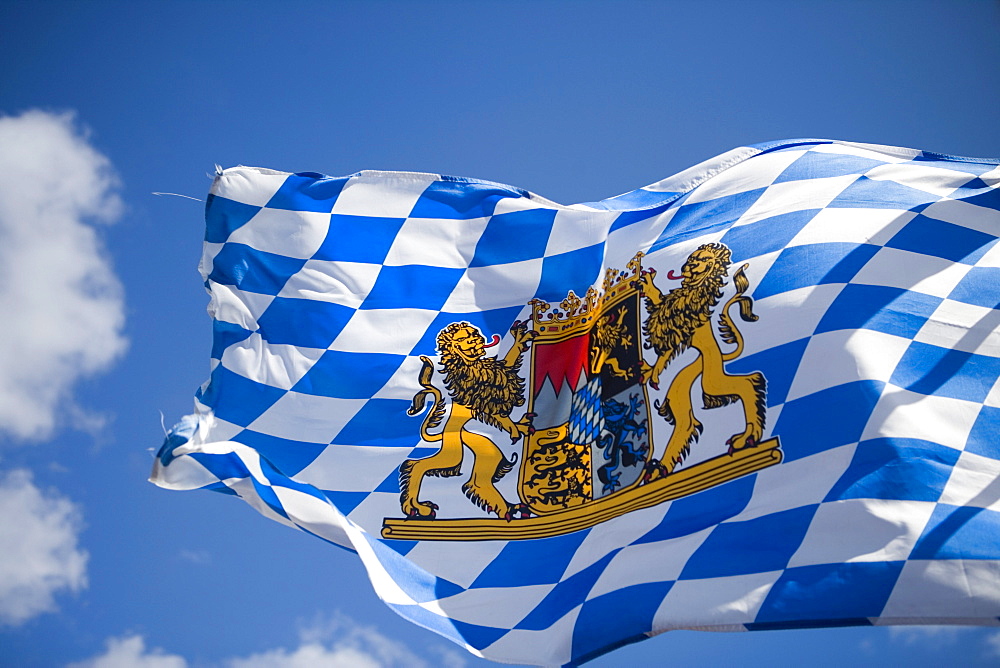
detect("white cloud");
top-left (226, 642), bottom-right (382, 668)
top-left (68, 634), bottom-right (187, 668)
top-left (228, 612), bottom-right (456, 668)
top-left (891, 627), bottom-right (1000, 660)
top-left (888, 625), bottom-right (964, 648)
top-left (71, 614), bottom-right (467, 668)
top-left (0, 468), bottom-right (87, 625)
top-left (178, 548), bottom-right (211, 565)
top-left (986, 630), bottom-right (1000, 657)
top-left (0, 109), bottom-right (127, 441)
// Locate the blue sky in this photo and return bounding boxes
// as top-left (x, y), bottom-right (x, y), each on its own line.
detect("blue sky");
top-left (1, 1), bottom-right (999, 666)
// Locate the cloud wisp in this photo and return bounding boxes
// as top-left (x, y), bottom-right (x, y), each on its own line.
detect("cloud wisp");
top-left (68, 635), bottom-right (186, 668)
top-left (0, 109), bottom-right (127, 441)
top-left (228, 611), bottom-right (460, 668)
top-left (0, 468), bottom-right (87, 625)
top-left (986, 630), bottom-right (1000, 658)
top-left (71, 612), bottom-right (468, 668)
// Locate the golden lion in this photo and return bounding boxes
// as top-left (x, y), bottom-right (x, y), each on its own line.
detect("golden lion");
top-left (636, 243), bottom-right (766, 479)
top-left (590, 311), bottom-right (633, 379)
top-left (399, 321), bottom-right (535, 520)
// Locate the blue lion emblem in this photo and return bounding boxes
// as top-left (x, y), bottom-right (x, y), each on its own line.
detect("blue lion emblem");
top-left (597, 393), bottom-right (648, 493)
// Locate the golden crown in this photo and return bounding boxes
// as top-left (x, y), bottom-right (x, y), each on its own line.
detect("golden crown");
top-left (529, 252), bottom-right (644, 336)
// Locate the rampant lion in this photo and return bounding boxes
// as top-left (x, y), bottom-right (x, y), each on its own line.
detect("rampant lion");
top-left (399, 321), bottom-right (535, 520)
top-left (636, 243), bottom-right (766, 479)
top-left (596, 393), bottom-right (647, 493)
top-left (590, 311), bottom-right (633, 379)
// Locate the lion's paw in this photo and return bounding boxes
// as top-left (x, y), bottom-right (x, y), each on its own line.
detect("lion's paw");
top-left (402, 500), bottom-right (438, 519)
top-left (503, 503), bottom-right (532, 522)
top-left (642, 459), bottom-right (668, 483)
top-left (726, 428), bottom-right (761, 455)
top-left (638, 361), bottom-right (654, 385)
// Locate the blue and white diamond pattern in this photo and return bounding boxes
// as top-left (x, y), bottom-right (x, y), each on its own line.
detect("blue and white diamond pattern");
top-left (568, 375), bottom-right (603, 446)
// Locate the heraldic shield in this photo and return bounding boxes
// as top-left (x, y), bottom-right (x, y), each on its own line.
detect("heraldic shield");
top-left (520, 257), bottom-right (652, 514)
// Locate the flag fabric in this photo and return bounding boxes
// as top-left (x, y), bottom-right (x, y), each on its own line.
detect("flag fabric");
top-left (151, 139), bottom-right (1000, 666)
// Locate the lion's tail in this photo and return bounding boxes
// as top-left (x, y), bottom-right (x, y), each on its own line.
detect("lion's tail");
top-left (492, 451), bottom-right (518, 483)
top-left (718, 263), bottom-right (759, 362)
top-left (407, 355), bottom-right (446, 442)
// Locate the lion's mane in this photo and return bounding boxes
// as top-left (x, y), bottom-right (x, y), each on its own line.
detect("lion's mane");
top-left (593, 312), bottom-right (629, 351)
top-left (643, 243), bottom-right (731, 363)
top-left (438, 324), bottom-right (526, 430)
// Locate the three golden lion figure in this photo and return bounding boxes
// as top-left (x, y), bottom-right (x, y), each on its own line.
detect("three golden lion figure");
top-left (398, 242), bottom-right (767, 521)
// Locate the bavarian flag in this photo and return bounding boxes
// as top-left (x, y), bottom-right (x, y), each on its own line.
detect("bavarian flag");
top-left (151, 139), bottom-right (1000, 666)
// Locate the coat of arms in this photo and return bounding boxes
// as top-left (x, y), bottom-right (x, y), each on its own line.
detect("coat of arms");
top-left (382, 244), bottom-right (781, 540)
